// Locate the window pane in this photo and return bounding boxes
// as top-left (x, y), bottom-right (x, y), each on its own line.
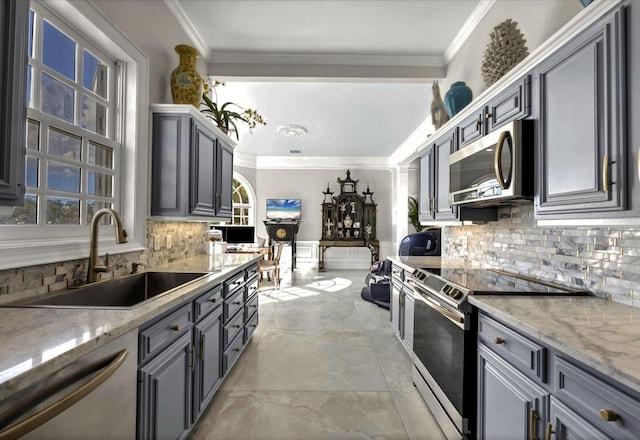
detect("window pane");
top-left (28, 10), bottom-right (34, 58)
top-left (27, 65), bottom-right (32, 107)
top-left (82, 50), bottom-right (108, 98)
top-left (41, 73), bottom-right (74, 123)
top-left (88, 142), bottom-right (112, 168)
top-left (1, 195), bottom-right (37, 225)
top-left (47, 161), bottom-right (80, 193)
top-left (87, 171), bottom-right (112, 197)
top-left (46, 197), bottom-right (79, 224)
top-left (87, 200), bottom-right (112, 224)
top-left (26, 157), bottom-right (38, 188)
top-left (48, 127), bottom-right (81, 160)
top-left (42, 20), bottom-right (75, 81)
top-left (81, 94), bottom-right (107, 136)
top-left (27, 120), bottom-right (39, 150)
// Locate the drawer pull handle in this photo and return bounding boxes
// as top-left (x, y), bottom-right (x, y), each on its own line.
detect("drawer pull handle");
top-left (494, 337), bottom-right (505, 345)
top-left (171, 325), bottom-right (181, 332)
top-left (545, 422), bottom-right (555, 440)
top-left (233, 324), bottom-right (241, 328)
top-left (485, 112), bottom-right (493, 119)
top-left (233, 301), bottom-right (242, 305)
top-left (233, 348), bottom-right (241, 352)
top-left (251, 305), bottom-right (258, 308)
top-left (209, 298), bottom-right (217, 303)
top-left (599, 409), bottom-right (619, 421)
top-left (529, 408), bottom-right (539, 440)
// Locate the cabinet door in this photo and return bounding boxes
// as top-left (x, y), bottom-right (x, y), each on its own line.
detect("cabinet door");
top-left (547, 396), bottom-right (611, 440)
top-left (477, 344), bottom-right (547, 440)
top-left (403, 289), bottom-right (414, 351)
top-left (138, 332), bottom-right (193, 440)
top-left (0, 0), bottom-right (29, 208)
top-left (390, 278), bottom-right (402, 334)
top-left (190, 120), bottom-right (217, 216)
top-left (458, 109), bottom-right (485, 148)
top-left (536, 6), bottom-right (626, 216)
top-left (434, 129), bottom-right (458, 220)
top-left (151, 115), bottom-right (190, 216)
top-left (193, 307), bottom-right (223, 419)
top-left (215, 139), bottom-right (233, 218)
top-left (418, 147), bottom-right (434, 222)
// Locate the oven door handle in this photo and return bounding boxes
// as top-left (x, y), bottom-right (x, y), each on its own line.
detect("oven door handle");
top-left (415, 293), bottom-right (465, 329)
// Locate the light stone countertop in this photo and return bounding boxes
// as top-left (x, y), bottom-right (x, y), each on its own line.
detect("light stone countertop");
top-left (469, 295), bottom-right (640, 396)
top-left (0, 253), bottom-right (262, 401)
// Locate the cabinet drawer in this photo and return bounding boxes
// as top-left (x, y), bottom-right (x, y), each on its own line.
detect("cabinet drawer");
top-left (554, 357), bottom-right (640, 440)
top-left (391, 265), bottom-right (404, 283)
top-left (244, 292), bottom-right (259, 322)
top-left (478, 313), bottom-right (547, 382)
top-left (245, 263), bottom-right (258, 280)
top-left (244, 275), bottom-right (259, 301)
top-left (224, 271), bottom-right (245, 298)
top-left (223, 331), bottom-right (244, 374)
top-left (193, 283), bottom-right (223, 322)
top-left (244, 310), bottom-right (259, 343)
top-left (223, 309), bottom-right (244, 348)
top-left (139, 303), bottom-right (193, 364)
top-left (224, 288), bottom-right (244, 323)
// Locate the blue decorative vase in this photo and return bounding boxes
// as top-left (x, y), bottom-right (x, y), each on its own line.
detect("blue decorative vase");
top-left (444, 81), bottom-right (473, 118)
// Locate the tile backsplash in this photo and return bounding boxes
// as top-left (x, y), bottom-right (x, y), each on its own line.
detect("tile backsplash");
top-left (444, 204), bottom-right (640, 307)
top-left (0, 220), bottom-right (208, 304)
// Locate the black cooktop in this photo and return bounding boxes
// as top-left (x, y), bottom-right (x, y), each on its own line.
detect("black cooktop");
top-left (419, 266), bottom-right (587, 295)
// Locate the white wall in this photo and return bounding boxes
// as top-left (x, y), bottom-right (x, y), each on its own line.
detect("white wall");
top-left (443, 0), bottom-right (582, 100)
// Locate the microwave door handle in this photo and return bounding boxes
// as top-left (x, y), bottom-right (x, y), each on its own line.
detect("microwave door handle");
top-left (494, 130), bottom-right (511, 190)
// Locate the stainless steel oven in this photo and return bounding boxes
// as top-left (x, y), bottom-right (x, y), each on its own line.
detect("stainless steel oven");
top-left (449, 119), bottom-right (534, 207)
top-left (410, 267), bottom-right (587, 440)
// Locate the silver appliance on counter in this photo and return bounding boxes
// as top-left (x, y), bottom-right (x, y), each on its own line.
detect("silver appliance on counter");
top-left (449, 119), bottom-right (534, 207)
top-left (409, 267), bottom-right (586, 440)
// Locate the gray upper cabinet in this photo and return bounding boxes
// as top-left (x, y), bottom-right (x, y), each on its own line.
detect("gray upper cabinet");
top-left (151, 105), bottom-right (235, 219)
top-left (0, 0), bottom-right (29, 207)
top-left (535, 5), bottom-right (627, 216)
top-left (418, 129), bottom-right (458, 222)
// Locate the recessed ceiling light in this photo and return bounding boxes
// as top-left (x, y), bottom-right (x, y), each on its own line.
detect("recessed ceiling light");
top-left (289, 149), bottom-right (302, 154)
top-left (277, 125), bottom-right (307, 137)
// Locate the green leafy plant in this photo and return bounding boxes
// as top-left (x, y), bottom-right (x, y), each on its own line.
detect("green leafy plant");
top-left (200, 80), bottom-right (266, 140)
top-left (408, 196), bottom-right (421, 232)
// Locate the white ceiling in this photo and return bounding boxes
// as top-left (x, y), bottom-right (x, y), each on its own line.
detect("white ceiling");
top-left (169, 0), bottom-right (485, 159)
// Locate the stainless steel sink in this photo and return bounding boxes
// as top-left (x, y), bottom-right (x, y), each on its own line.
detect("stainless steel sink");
top-left (1, 272), bottom-right (208, 309)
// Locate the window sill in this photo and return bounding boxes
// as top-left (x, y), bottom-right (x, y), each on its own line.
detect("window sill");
top-left (0, 237), bottom-right (146, 271)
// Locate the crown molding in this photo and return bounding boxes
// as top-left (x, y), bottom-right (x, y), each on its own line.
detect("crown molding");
top-left (443, 0), bottom-right (496, 64)
top-left (164, 0), bottom-right (210, 59)
top-left (233, 152), bottom-right (257, 169)
top-left (255, 156), bottom-right (391, 170)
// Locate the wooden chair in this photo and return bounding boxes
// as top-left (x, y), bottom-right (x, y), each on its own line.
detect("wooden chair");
top-left (258, 242), bottom-right (284, 288)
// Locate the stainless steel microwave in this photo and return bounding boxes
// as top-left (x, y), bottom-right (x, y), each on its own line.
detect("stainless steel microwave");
top-left (449, 119), bottom-right (534, 207)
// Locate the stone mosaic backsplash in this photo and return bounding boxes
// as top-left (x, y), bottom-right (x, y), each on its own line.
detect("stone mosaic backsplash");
top-left (443, 204), bottom-right (640, 307)
top-left (0, 220), bottom-right (208, 304)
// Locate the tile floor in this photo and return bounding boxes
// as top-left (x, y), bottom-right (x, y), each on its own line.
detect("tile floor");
top-left (189, 268), bottom-right (446, 440)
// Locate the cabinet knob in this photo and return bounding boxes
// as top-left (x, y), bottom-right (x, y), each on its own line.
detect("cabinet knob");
top-left (494, 337), bottom-right (505, 345)
top-left (233, 324), bottom-right (241, 328)
top-left (209, 298), bottom-right (217, 303)
top-left (171, 325), bottom-right (181, 332)
top-left (476, 119), bottom-right (482, 127)
top-left (485, 112), bottom-right (493, 119)
top-left (233, 301), bottom-right (242, 305)
top-left (599, 409), bottom-right (619, 421)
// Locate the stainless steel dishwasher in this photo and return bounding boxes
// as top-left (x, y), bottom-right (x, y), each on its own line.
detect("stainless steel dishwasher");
top-left (0, 329), bottom-right (138, 440)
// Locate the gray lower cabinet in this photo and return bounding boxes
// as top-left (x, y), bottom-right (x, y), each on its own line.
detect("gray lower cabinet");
top-left (535, 4), bottom-right (626, 216)
top-left (0, 0), bottom-right (29, 208)
top-left (477, 310), bottom-right (640, 440)
top-left (390, 263), bottom-right (413, 353)
top-left (151, 106), bottom-right (234, 220)
top-left (418, 148), bottom-right (434, 222)
top-left (138, 332), bottom-right (193, 440)
top-left (477, 344), bottom-right (547, 440)
top-left (137, 264), bottom-right (259, 440)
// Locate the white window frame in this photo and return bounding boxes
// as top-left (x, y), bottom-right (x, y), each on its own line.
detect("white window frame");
top-left (232, 172), bottom-right (256, 226)
top-left (0, 0), bottom-right (148, 270)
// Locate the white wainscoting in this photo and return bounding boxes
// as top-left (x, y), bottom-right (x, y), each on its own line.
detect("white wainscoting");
top-left (293, 241), bottom-right (397, 270)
